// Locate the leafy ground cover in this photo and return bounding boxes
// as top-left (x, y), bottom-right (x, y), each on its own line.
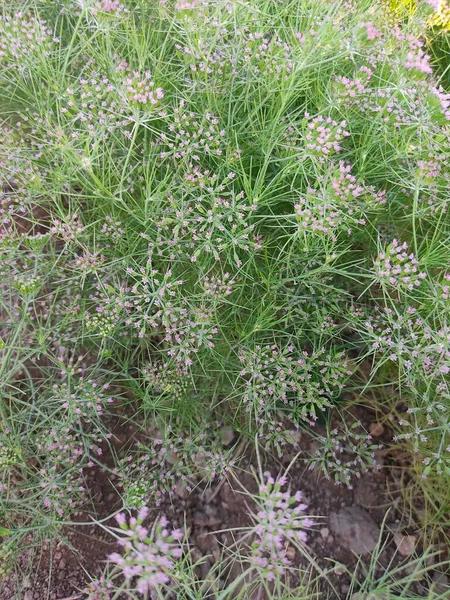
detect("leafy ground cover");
top-left (1, 0), bottom-right (450, 598)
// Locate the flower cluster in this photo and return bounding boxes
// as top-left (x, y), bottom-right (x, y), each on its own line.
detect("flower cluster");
top-left (62, 73), bottom-right (128, 139)
top-left (373, 239), bottom-right (426, 291)
top-left (238, 344), bottom-right (351, 425)
top-left (249, 473), bottom-right (312, 580)
top-left (160, 101), bottom-right (227, 162)
top-left (358, 306), bottom-right (450, 383)
top-left (74, 251), bottom-right (105, 272)
top-left (0, 14), bottom-right (55, 62)
top-left (13, 274), bottom-right (41, 297)
top-left (122, 71), bottom-right (164, 107)
top-left (100, 216), bottom-right (125, 242)
top-left (92, 0), bottom-right (129, 14)
top-left (307, 421), bottom-right (381, 488)
top-left (142, 360), bottom-right (190, 401)
top-left (51, 214), bottom-right (85, 243)
top-left (361, 21), bottom-right (382, 41)
top-left (85, 577), bottom-right (113, 600)
top-left (203, 272), bottom-right (235, 300)
top-left (303, 114), bottom-right (350, 158)
top-left (395, 384), bottom-right (450, 477)
top-left (119, 432), bottom-right (234, 507)
top-left (149, 189), bottom-right (259, 265)
top-left (404, 48), bottom-right (432, 75)
top-left (294, 161), bottom-right (385, 239)
top-left (339, 77), bottom-right (449, 129)
top-left (130, 283), bottom-right (218, 364)
top-left (51, 379), bottom-right (113, 424)
top-left (439, 273), bottom-right (450, 301)
top-left (86, 282), bottom-right (130, 337)
top-left (242, 31), bottom-right (293, 78)
top-left (108, 509), bottom-right (183, 594)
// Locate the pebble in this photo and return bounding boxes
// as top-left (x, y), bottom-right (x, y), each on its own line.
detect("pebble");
top-left (175, 481), bottom-right (189, 499)
top-left (196, 530), bottom-right (220, 560)
top-left (329, 506), bottom-right (380, 555)
top-left (333, 562), bottom-right (347, 576)
top-left (219, 426), bottom-right (235, 446)
top-left (369, 422), bottom-right (385, 437)
top-left (285, 546), bottom-right (296, 560)
top-left (432, 571), bottom-right (449, 593)
top-left (393, 532), bottom-right (416, 557)
top-left (320, 527), bottom-right (330, 539)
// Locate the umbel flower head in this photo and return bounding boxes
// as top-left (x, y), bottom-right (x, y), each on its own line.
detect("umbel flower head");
top-left (108, 508), bottom-right (183, 594)
top-left (249, 473), bottom-right (313, 580)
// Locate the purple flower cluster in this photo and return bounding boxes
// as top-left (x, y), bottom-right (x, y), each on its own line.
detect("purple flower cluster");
top-left (243, 31), bottom-right (293, 78)
top-left (362, 306), bottom-right (450, 381)
top-left (123, 71), bottom-right (164, 107)
top-left (404, 48), bottom-right (432, 74)
top-left (62, 72), bottom-right (128, 139)
top-left (50, 213), bottom-right (84, 243)
top-left (203, 272), bottom-right (235, 300)
top-left (303, 113), bottom-right (350, 158)
top-left (308, 421), bottom-right (381, 488)
top-left (146, 188), bottom-right (259, 265)
top-left (119, 431), bottom-right (234, 507)
top-left (339, 75), bottom-right (450, 129)
top-left (92, 0), bottom-right (129, 14)
top-left (109, 509), bottom-right (183, 594)
top-left (249, 473), bottom-right (312, 580)
top-left (53, 379), bottom-right (113, 423)
top-left (373, 239), bottom-right (426, 291)
top-left (439, 273), bottom-right (450, 301)
top-left (238, 344), bottom-right (351, 425)
top-left (128, 265), bottom-right (218, 362)
top-left (294, 162), bottom-right (385, 238)
top-left (74, 251), bottom-right (105, 272)
top-left (361, 21), bottom-right (382, 41)
top-left (160, 101), bottom-right (227, 162)
top-left (85, 576), bottom-right (113, 600)
top-left (395, 384), bottom-right (450, 477)
top-left (0, 14), bottom-right (56, 61)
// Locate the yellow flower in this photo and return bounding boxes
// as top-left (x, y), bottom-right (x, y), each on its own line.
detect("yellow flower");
top-left (428, 1), bottom-right (450, 30)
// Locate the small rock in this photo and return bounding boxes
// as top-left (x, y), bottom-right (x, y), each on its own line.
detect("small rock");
top-left (431, 571), bottom-right (449, 594)
top-left (285, 546), bottom-right (296, 560)
top-left (24, 593), bottom-right (33, 600)
top-left (219, 427), bottom-right (235, 446)
top-left (196, 530), bottom-right (220, 559)
top-left (320, 527), bottom-right (330, 539)
top-left (175, 481), bottom-right (189, 499)
top-left (404, 563), bottom-right (424, 580)
top-left (54, 551), bottom-right (62, 560)
top-left (393, 533), bottom-right (416, 557)
top-left (369, 422), bottom-right (385, 437)
top-left (329, 506), bottom-right (380, 555)
top-left (193, 512), bottom-right (209, 526)
top-left (333, 562), bottom-right (347, 576)
top-left (58, 558), bottom-right (66, 570)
